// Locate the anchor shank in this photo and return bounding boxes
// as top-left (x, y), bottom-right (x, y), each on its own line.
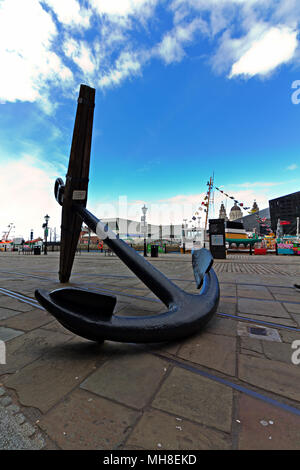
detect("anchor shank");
top-left (74, 204), bottom-right (184, 307)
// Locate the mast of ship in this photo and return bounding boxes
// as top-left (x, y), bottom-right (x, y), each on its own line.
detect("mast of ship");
top-left (204, 175), bottom-right (214, 235)
top-left (2, 223), bottom-right (14, 242)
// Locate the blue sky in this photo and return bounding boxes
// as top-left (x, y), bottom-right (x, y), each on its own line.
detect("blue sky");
top-left (0, 0), bottom-right (300, 239)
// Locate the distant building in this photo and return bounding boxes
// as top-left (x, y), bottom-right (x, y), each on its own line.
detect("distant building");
top-left (219, 203), bottom-right (228, 221)
top-left (234, 208), bottom-right (271, 235)
top-left (81, 218), bottom-right (183, 241)
top-left (229, 203), bottom-right (243, 221)
top-left (269, 191), bottom-right (300, 235)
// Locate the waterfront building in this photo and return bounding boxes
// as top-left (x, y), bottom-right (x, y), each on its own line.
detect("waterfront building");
top-left (269, 191), bottom-right (300, 235)
top-left (229, 203), bottom-right (243, 221)
top-left (219, 203), bottom-right (228, 221)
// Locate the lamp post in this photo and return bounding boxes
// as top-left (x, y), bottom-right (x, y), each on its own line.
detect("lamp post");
top-left (141, 205), bottom-right (148, 257)
top-left (43, 214), bottom-right (50, 255)
top-left (87, 227), bottom-right (91, 252)
top-left (182, 219), bottom-right (187, 254)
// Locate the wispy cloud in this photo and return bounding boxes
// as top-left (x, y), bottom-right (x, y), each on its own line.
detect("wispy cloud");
top-left (0, 0), bottom-right (74, 112)
top-left (234, 181), bottom-right (286, 188)
top-left (0, 154), bottom-right (61, 239)
top-left (44, 0), bottom-right (91, 29)
top-left (287, 163), bottom-right (298, 170)
top-left (1, 0), bottom-right (300, 111)
top-left (98, 50), bottom-right (144, 88)
top-left (155, 17), bottom-right (208, 64)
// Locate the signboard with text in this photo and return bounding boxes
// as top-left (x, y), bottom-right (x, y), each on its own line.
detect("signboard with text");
top-left (209, 219), bottom-right (226, 259)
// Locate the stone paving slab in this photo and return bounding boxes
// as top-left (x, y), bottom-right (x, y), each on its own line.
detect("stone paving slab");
top-left (268, 286), bottom-right (300, 295)
top-left (3, 339), bottom-right (102, 413)
top-left (39, 389), bottom-right (139, 450)
top-left (152, 367), bottom-right (233, 433)
top-left (273, 293), bottom-right (300, 302)
top-left (177, 332), bottom-right (236, 376)
top-left (125, 408), bottom-right (231, 450)
top-left (238, 298), bottom-right (291, 319)
top-left (81, 352), bottom-right (169, 410)
top-left (240, 337), bottom-right (264, 355)
top-left (237, 285), bottom-right (274, 300)
top-left (291, 313), bottom-right (300, 327)
top-left (204, 317), bottom-right (237, 337)
top-left (217, 298), bottom-right (237, 315)
top-left (283, 302), bottom-right (300, 314)
top-left (0, 327), bottom-right (24, 342)
top-left (262, 341), bottom-right (296, 364)
top-left (0, 307), bottom-right (22, 321)
top-left (0, 309), bottom-right (51, 332)
top-left (0, 295), bottom-right (36, 312)
top-left (40, 320), bottom-right (75, 336)
top-left (238, 355), bottom-right (300, 402)
top-left (219, 283), bottom-right (237, 297)
top-left (0, 328), bottom-right (72, 375)
top-left (237, 394), bottom-right (300, 450)
top-left (237, 313), bottom-right (298, 327)
top-left (279, 329), bottom-right (300, 343)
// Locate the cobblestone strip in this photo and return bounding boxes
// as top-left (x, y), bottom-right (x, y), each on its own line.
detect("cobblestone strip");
top-left (214, 263), bottom-right (300, 276)
top-left (0, 385), bottom-right (45, 449)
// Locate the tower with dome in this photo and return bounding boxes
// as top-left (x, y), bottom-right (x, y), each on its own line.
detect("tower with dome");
top-left (218, 203), bottom-right (228, 221)
top-left (229, 203), bottom-right (243, 221)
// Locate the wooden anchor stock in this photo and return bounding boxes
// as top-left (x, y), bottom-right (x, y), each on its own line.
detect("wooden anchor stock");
top-left (59, 84), bottom-right (95, 283)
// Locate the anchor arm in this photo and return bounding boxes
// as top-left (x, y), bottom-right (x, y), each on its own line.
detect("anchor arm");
top-left (74, 203), bottom-right (185, 307)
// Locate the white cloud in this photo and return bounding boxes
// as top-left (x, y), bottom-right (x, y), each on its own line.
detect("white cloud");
top-left (235, 181), bottom-right (286, 188)
top-left (1, 0), bottom-right (300, 111)
top-left (90, 0), bottom-right (158, 22)
top-left (63, 37), bottom-right (97, 75)
top-left (157, 18), bottom-right (208, 64)
top-left (157, 34), bottom-right (185, 64)
top-left (44, 0), bottom-right (91, 29)
top-left (98, 51), bottom-right (143, 88)
top-left (0, 155), bottom-right (61, 240)
top-left (171, 0), bottom-right (300, 78)
top-left (0, 0), bottom-right (73, 111)
top-left (229, 26), bottom-right (298, 77)
top-left (287, 163), bottom-right (298, 170)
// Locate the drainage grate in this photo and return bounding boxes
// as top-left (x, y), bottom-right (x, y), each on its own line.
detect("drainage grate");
top-left (237, 322), bottom-right (282, 342)
top-left (249, 327), bottom-right (267, 336)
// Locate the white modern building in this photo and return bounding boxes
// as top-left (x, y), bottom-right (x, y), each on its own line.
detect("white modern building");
top-left (100, 218), bottom-right (183, 241)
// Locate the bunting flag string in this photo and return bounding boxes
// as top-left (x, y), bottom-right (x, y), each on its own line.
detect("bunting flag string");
top-left (186, 179), bottom-right (213, 227)
top-left (186, 182), bottom-right (274, 234)
top-left (254, 213), bottom-right (273, 233)
top-left (213, 186), bottom-right (251, 210)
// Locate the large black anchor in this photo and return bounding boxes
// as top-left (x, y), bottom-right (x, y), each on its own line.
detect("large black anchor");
top-left (35, 85), bottom-right (220, 343)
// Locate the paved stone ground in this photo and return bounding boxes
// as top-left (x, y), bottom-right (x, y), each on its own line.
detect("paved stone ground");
top-left (0, 251), bottom-right (300, 450)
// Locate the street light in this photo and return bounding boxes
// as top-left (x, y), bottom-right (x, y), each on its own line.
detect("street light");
top-left (141, 204), bottom-right (148, 257)
top-left (182, 219), bottom-right (187, 254)
top-left (43, 214), bottom-right (50, 255)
